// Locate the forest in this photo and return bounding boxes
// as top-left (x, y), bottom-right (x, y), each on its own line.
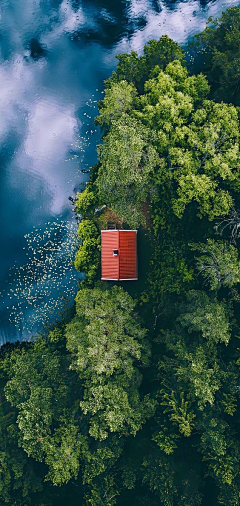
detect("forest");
top-left (0, 7), bottom-right (240, 506)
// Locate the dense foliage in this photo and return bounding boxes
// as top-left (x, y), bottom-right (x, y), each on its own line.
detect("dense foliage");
top-left (192, 7), bottom-right (240, 105)
top-left (1, 10), bottom-right (240, 506)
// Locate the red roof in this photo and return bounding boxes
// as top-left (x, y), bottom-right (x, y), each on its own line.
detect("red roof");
top-left (101, 230), bottom-right (138, 281)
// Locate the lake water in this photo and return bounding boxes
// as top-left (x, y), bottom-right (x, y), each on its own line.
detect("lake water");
top-left (0, 0), bottom-right (239, 344)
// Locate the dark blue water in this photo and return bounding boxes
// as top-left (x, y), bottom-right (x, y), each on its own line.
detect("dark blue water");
top-left (0, 0), bottom-right (239, 344)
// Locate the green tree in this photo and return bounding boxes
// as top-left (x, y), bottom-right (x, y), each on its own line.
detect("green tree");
top-left (97, 57), bottom-right (240, 225)
top-left (178, 290), bottom-right (231, 345)
top-left (142, 443), bottom-right (203, 506)
top-left (151, 286), bottom-right (239, 503)
top-left (76, 188), bottom-right (97, 216)
top-left (192, 7), bottom-right (240, 104)
top-left (96, 81), bottom-right (137, 129)
top-left (96, 113), bottom-right (160, 227)
top-left (106, 35), bottom-right (185, 92)
top-left (200, 415), bottom-right (239, 487)
top-left (2, 339), bottom-right (85, 487)
top-left (66, 285), bottom-right (155, 441)
top-left (190, 239), bottom-right (240, 290)
top-left (140, 62), bottom-right (239, 220)
top-left (74, 219), bottom-right (101, 284)
top-left (0, 395), bottom-right (43, 505)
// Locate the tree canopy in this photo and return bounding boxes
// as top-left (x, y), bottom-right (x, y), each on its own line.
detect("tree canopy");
top-left (66, 285), bottom-right (155, 440)
top-left (192, 7), bottom-right (240, 105)
top-left (96, 57), bottom-right (240, 226)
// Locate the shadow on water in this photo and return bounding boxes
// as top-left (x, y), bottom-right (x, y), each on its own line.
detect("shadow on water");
top-left (70, 0), bottom-right (217, 47)
top-left (28, 38), bottom-right (48, 59)
top-left (70, 0), bottom-right (149, 47)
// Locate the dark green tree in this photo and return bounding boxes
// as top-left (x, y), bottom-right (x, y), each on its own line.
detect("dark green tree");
top-left (190, 239), bottom-right (240, 290)
top-left (0, 394), bottom-right (43, 505)
top-left (106, 35), bottom-right (185, 92)
top-left (192, 7), bottom-right (240, 105)
top-left (66, 285), bottom-right (155, 441)
top-left (2, 339), bottom-right (85, 487)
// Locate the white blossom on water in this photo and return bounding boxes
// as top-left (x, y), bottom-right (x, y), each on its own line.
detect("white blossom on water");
top-left (0, 91), bottom-right (101, 338)
top-left (1, 218), bottom-right (81, 334)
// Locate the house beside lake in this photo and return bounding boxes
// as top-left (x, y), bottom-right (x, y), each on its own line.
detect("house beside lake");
top-left (101, 230), bottom-right (138, 281)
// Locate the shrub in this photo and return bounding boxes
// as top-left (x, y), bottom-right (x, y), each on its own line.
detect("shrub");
top-left (76, 189), bottom-right (96, 216)
top-left (74, 220), bottom-right (100, 284)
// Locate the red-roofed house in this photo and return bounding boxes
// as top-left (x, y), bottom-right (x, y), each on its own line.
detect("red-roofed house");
top-left (101, 230), bottom-right (138, 281)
